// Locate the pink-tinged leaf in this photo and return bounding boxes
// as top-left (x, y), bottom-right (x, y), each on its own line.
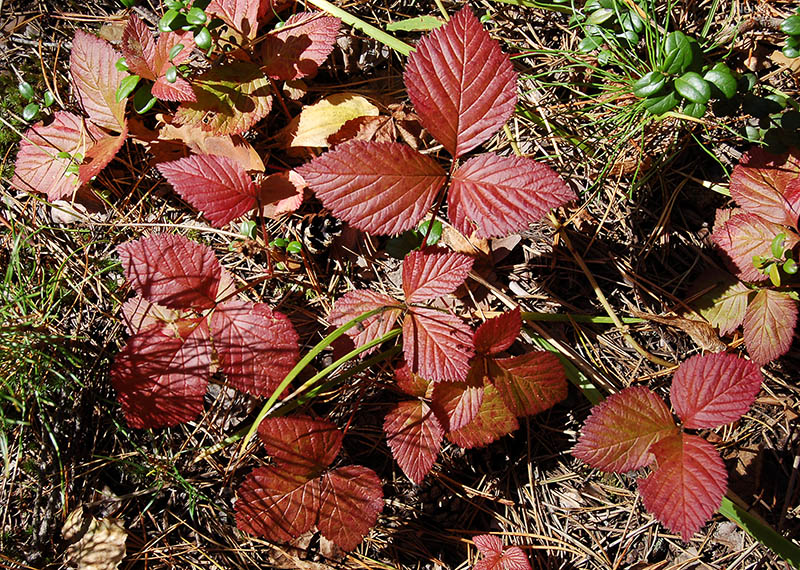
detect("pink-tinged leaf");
top-left (121, 13), bottom-right (157, 80)
top-left (259, 170), bottom-right (306, 218)
top-left (117, 233), bottom-right (221, 309)
top-left (318, 465), bottom-right (384, 550)
top-left (236, 466), bottom-right (319, 543)
top-left (404, 6), bottom-right (517, 157)
top-left (157, 154), bottom-right (258, 227)
top-left (729, 147), bottom-right (800, 226)
top-left (120, 295), bottom-right (181, 335)
top-left (384, 400), bottom-right (444, 483)
top-left (207, 0), bottom-right (260, 39)
top-left (403, 307), bottom-right (474, 382)
top-left (209, 301), bottom-right (299, 396)
top-left (743, 289), bottom-right (798, 365)
top-left (430, 380), bottom-right (483, 431)
top-left (175, 63), bottom-right (272, 136)
top-left (474, 308), bottom-right (522, 355)
top-left (328, 289), bottom-right (402, 353)
top-left (449, 153), bottom-right (575, 239)
top-left (78, 122), bottom-right (128, 184)
top-left (671, 353), bottom-right (762, 429)
top-left (712, 212), bottom-right (798, 282)
top-left (473, 534), bottom-right (532, 570)
top-left (447, 380), bottom-right (518, 449)
top-left (786, 178), bottom-right (800, 227)
top-left (572, 386), bottom-right (677, 473)
top-left (10, 112), bottom-right (99, 200)
top-left (152, 75), bottom-right (196, 102)
top-left (70, 30), bottom-right (127, 132)
top-left (696, 279), bottom-right (752, 336)
top-left (394, 363), bottom-right (431, 398)
top-left (151, 31), bottom-right (197, 102)
top-left (297, 141), bottom-right (447, 235)
top-left (492, 352), bottom-right (567, 418)
top-left (257, 416), bottom-right (342, 472)
top-left (263, 12), bottom-right (341, 80)
top-left (638, 433), bottom-right (727, 541)
top-left (110, 322), bottom-right (211, 428)
top-left (402, 248), bottom-right (473, 303)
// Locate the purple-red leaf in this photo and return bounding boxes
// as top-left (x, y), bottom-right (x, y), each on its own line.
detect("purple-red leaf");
top-left (572, 386), bottom-right (677, 473)
top-left (474, 308), bottom-right (521, 355)
top-left (492, 352), bottom-right (567, 417)
top-left (209, 301), bottom-right (299, 396)
top-left (403, 307), bottom-right (474, 382)
top-left (71, 30), bottom-right (127, 132)
top-left (328, 289), bottom-right (402, 353)
top-left (158, 154), bottom-right (258, 227)
top-left (317, 465), bottom-right (384, 550)
top-left (404, 6), bottom-right (517, 157)
top-left (449, 153), bottom-right (575, 238)
top-left (118, 234), bottom-right (221, 310)
top-left (402, 248), bottom-right (473, 303)
top-left (394, 363), bottom-right (431, 398)
top-left (637, 433), bottom-right (727, 541)
top-left (384, 400), bottom-right (443, 483)
top-left (743, 289), bottom-right (798, 365)
top-left (729, 147), bottom-right (800, 227)
top-left (257, 416), bottom-right (342, 472)
top-left (472, 534), bottom-right (532, 570)
top-left (430, 380), bottom-right (483, 431)
top-left (263, 12), bottom-right (341, 80)
top-left (671, 353), bottom-right (762, 429)
top-left (207, 0), bottom-right (259, 39)
top-left (121, 13), bottom-right (157, 80)
top-left (110, 322), bottom-right (211, 428)
top-left (297, 141), bottom-right (447, 235)
top-left (447, 380), bottom-right (518, 449)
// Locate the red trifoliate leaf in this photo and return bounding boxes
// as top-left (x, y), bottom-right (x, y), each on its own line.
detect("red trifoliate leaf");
top-left (257, 416), bottom-right (342, 472)
top-left (110, 322), bottom-right (211, 428)
top-left (207, 0), bottom-right (259, 40)
top-left (743, 289), bottom-right (798, 365)
top-left (729, 147), bottom-right (800, 227)
top-left (447, 380), bottom-right (518, 449)
top-left (671, 353), bottom-right (762, 429)
top-left (402, 248), bottom-right (473, 303)
top-left (70, 30), bottom-right (127, 132)
top-left (492, 352), bottom-right (567, 418)
top-left (10, 112), bottom-right (100, 200)
top-left (209, 301), bottom-right (299, 396)
top-left (430, 380), bottom-right (483, 431)
top-left (473, 534), bottom-right (532, 570)
top-left (696, 279), bottom-right (752, 336)
top-left (474, 308), bottom-right (521, 355)
top-left (157, 154), bottom-right (258, 227)
top-left (384, 400), bottom-right (444, 483)
top-left (297, 141), bottom-right (447, 235)
top-left (318, 465), bottom-right (384, 550)
top-left (572, 386), bottom-right (677, 473)
top-left (328, 289), bottom-right (402, 353)
top-left (78, 123), bottom-right (128, 184)
top-left (175, 63), bottom-right (272, 136)
top-left (712, 212), bottom-right (797, 282)
top-left (637, 433), bottom-right (727, 541)
top-left (403, 307), bottom-right (474, 382)
top-left (394, 363), bottom-right (431, 398)
top-left (449, 153), bottom-right (575, 239)
top-left (117, 233), bottom-right (221, 310)
top-left (403, 6), bottom-right (517, 158)
top-left (263, 12), bottom-right (341, 80)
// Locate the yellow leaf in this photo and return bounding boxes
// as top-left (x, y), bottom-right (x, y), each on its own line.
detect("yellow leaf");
top-left (289, 93), bottom-right (379, 148)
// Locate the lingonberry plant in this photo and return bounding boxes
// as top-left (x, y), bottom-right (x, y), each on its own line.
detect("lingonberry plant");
top-left (573, 353), bottom-right (763, 540)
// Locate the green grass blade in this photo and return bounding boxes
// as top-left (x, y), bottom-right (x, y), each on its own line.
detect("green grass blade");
top-left (719, 496), bottom-right (800, 568)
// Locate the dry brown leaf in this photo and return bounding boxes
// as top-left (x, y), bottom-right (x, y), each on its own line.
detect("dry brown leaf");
top-left (286, 93), bottom-right (379, 147)
top-left (63, 507), bottom-right (126, 570)
top-left (770, 50), bottom-right (800, 74)
top-left (630, 310), bottom-right (727, 352)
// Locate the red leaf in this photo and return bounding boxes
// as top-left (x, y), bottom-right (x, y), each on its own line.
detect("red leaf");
top-left (259, 170), bottom-right (306, 217)
top-left (711, 212), bottom-right (797, 282)
top-left (257, 416), bottom-right (342, 472)
top-left (157, 154), bottom-right (258, 227)
top-left (671, 353), bottom-right (762, 429)
top-left (384, 400), bottom-right (444, 483)
top-left (263, 12), bottom-right (341, 80)
top-left (430, 380), bottom-right (483, 431)
top-left (70, 30), bottom-right (127, 132)
top-left (117, 233), bottom-right (222, 309)
top-left (121, 13), bottom-right (157, 80)
top-left (78, 123), bottom-right (128, 184)
top-left (394, 363), bottom-right (431, 398)
top-left (474, 308), bottom-right (521, 355)
top-left (10, 112), bottom-right (100, 200)
top-left (447, 380), bottom-right (518, 449)
top-left (402, 248), bottom-right (473, 303)
top-left (572, 386), bottom-right (677, 473)
top-left (209, 301), bottom-right (299, 396)
top-left (318, 465), bottom-right (384, 550)
top-left (207, 0), bottom-right (259, 39)
top-left (328, 289), bottom-right (403, 353)
top-left (449, 154), bottom-right (575, 238)
top-left (151, 31), bottom-right (197, 102)
top-left (729, 147), bottom-right (800, 227)
top-left (473, 534), bottom-right (532, 570)
top-left (152, 74), bottom-right (195, 102)
top-left (638, 433), bottom-right (727, 541)
top-left (743, 289), bottom-right (798, 365)
top-left (403, 307), bottom-right (475, 382)
top-left (297, 141), bottom-right (447, 235)
top-left (110, 322), bottom-right (211, 428)
top-left (403, 6), bottom-right (517, 158)
top-left (492, 352), bottom-right (567, 417)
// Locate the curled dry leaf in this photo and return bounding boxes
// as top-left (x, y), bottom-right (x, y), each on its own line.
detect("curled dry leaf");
top-left (63, 507), bottom-right (127, 570)
top-left (287, 93), bottom-right (379, 148)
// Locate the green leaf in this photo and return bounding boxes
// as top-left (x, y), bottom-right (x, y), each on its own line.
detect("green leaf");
top-left (22, 102), bottom-right (40, 121)
top-left (115, 57), bottom-right (129, 72)
top-left (168, 43), bottom-right (185, 61)
top-left (386, 15), bottom-right (444, 32)
top-left (784, 258), bottom-right (798, 275)
top-left (18, 81), bottom-right (34, 101)
top-left (186, 6), bottom-right (207, 25)
top-left (643, 89), bottom-right (679, 115)
top-left (674, 71), bottom-right (711, 103)
top-left (43, 91), bottom-right (55, 107)
top-left (286, 241), bottom-right (303, 254)
top-left (771, 233), bottom-right (787, 259)
top-left (632, 71), bottom-right (666, 98)
top-left (617, 30), bottom-right (638, 44)
top-left (769, 263), bottom-right (781, 287)
top-left (683, 102), bottom-right (706, 118)
top-left (661, 30), bottom-right (692, 74)
top-left (703, 64), bottom-right (737, 99)
top-left (133, 83), bottom-right (157, 114)
top-left (159, 9), bottom-right (181, 33)
top-left (783, 45), bottom-right (800, 59)
top-left (115, 74), bottom-right (140, 102)
top-left (586, 8), bottom-right (614, 25)
top-left (578, 35), bottom-right (603, 53)
top-left (781, 15), bottom-right (800, 36)
top-left (194, 27), bottom-right (212, 51)
top-left (271, 238), bottom-right (289, 248)
top-left (620, 10), bottom-right (643, 33)
top-left (418, 219), bottom-right (443, 246)
top-left (165, 66), bottom-right (178, 84)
